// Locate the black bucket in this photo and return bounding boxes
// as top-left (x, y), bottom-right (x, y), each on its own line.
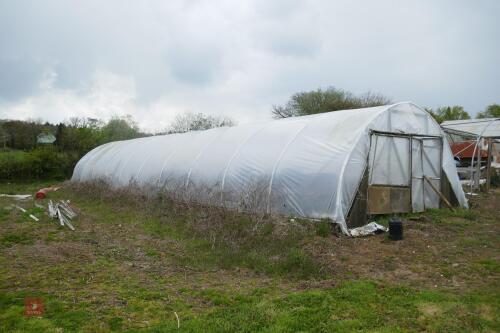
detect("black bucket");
top-left (389, 218), bottom-right (403, 240)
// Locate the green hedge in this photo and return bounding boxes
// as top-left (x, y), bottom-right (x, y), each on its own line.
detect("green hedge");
top-left (0, 147), bottom-right (79, 180)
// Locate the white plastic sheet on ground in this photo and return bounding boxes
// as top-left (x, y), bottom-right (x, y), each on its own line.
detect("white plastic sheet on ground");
top-left (0, 194), bottom-right (32, 200)
top-left (72, 102), bottom-right (468, 233)
top-left (349, 222), bottom-right (388, 237)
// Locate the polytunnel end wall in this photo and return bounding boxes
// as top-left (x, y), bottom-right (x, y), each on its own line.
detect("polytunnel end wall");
top-left (335, 102), bottom-right (468, 231)
top-left (387, 103), bottom-right (468, 210)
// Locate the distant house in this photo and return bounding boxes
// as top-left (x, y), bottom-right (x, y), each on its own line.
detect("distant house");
top-left (37, 132), bottom-right (56, 145)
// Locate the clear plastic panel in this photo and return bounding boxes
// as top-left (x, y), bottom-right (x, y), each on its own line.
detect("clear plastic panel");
top-left (422, 138), bottom-right (441, 209)
top-left (424, 178), bottom-right (440, 209)
top-left (411, 139), bottom-right (424, 212)
top-left (370, 135), bottom-right (410, 186)
top-left (422, 139), bottom-right (441, 178)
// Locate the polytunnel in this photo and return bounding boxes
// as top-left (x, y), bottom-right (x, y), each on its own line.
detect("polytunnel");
top-left (72, 102), bottom-right (468, 233)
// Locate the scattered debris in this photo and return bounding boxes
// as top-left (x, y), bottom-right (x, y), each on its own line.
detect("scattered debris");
top-left (3, 192), bottom-right (78, 230)
top-left (13, 205), bottom-right (39, 222)
top-left (0, 194), bottom-right (32, 200)
top-left (349, 222), bottom-right (387, 237)
top-left (48, 200), bottom-right (77, 230)
top-left (35, 186), bottom-right (61, 200)
top-left (48, 200), bottom-right (57, 219)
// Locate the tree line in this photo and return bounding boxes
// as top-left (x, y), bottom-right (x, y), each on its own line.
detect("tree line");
top-left (271, 86), bottom-right (500, 124)
top-left (1, 86), bottom-right (498, 180)
top-left (0, 116), bottom-right (147, 180)
top-left (2, 86), bottom-right (496, 155)
top-left (0, 113), bottom-right (236, 180)
top-left (0, 115), bottom-right (143, 153)
top-left (0, 113), bottom-right (237, 153)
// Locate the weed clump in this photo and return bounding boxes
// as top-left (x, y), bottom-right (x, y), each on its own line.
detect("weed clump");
top-left (67, 180), bottom-right (329, 279)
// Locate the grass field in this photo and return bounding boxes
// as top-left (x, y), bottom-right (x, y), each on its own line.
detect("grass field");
top-left (0, 180), bottom-right (499, 332)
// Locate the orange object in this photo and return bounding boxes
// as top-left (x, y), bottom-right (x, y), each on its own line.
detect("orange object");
top-left (35, 189), bottom-right (47, 199)
top-left (35, 186), bottom-right (60, 199)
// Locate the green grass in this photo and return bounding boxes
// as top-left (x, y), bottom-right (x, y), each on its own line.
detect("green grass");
top-left (314, 218), bottom-right (333, 237)
top-left (475, 259), bottom-right (500, 274)
top-left (0, 178), bottom-right (62, 195)
top-left (175, 281), bottom-right (498, 333)
top-left (374, 207), bottom-right (478, 228)
top-left (423, 208), bottom-right (479, 223)
top-left (1, 181), bottom-right (499, 332)
top-left (0, 231), bottom-right (35, 247)
top-left (1, 281), bottom-right (497, 332)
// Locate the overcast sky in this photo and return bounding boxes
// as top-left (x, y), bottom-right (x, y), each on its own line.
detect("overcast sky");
top-left (0, 0), bottom-right (498, 131)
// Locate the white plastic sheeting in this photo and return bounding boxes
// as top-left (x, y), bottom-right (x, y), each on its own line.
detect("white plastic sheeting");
top-left (350, 222), bottom-right (388, 237)
top-left (72, 102), bottom-right (467, 233)
top-left (441, 118), bottom-right (500, 138)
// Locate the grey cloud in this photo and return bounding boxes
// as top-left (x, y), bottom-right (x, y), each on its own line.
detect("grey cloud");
top-left (0, 0), bottom-right (499, 128)
top-left (0, 57), bottom-right (47, 101)
top-left (166, 42), bottom-right (223, 85)
top-left (254, 0), bottom-right (305, 19)
top-left (265, 35), bottom-right (321, 58)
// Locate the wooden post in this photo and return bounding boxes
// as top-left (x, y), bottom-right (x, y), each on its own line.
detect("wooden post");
top-left (486, 139), bottom-right (492, 192)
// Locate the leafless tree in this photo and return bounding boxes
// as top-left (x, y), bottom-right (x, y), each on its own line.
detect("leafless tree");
top-left (166, 112), bottom-right (236, 134)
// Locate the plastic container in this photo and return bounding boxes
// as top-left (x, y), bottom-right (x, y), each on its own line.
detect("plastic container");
top-left (389, 218), bottom-right (403, 240)
top-left (35, 189), bottom-right (48, 199)
top-left (35, 186), bottom-right (60, 200)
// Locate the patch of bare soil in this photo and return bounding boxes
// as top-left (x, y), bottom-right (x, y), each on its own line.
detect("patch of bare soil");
top-left (5, 241), bottom-right (97, 265)
top-left (306, 189), bottom-right (500, 292)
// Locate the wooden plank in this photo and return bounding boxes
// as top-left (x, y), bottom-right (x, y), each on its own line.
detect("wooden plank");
top-left (367, 186), bottom-right (411, 214)
top-left (423, 176), bottom-right (454, 211)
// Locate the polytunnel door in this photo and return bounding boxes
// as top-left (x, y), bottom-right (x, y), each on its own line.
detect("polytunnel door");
top-left (411, 137), bottom-right (443, 212)
top-left (367, 131), bottom-right (443, 215)
top-left (367, 132), bottom-right (412, 214)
